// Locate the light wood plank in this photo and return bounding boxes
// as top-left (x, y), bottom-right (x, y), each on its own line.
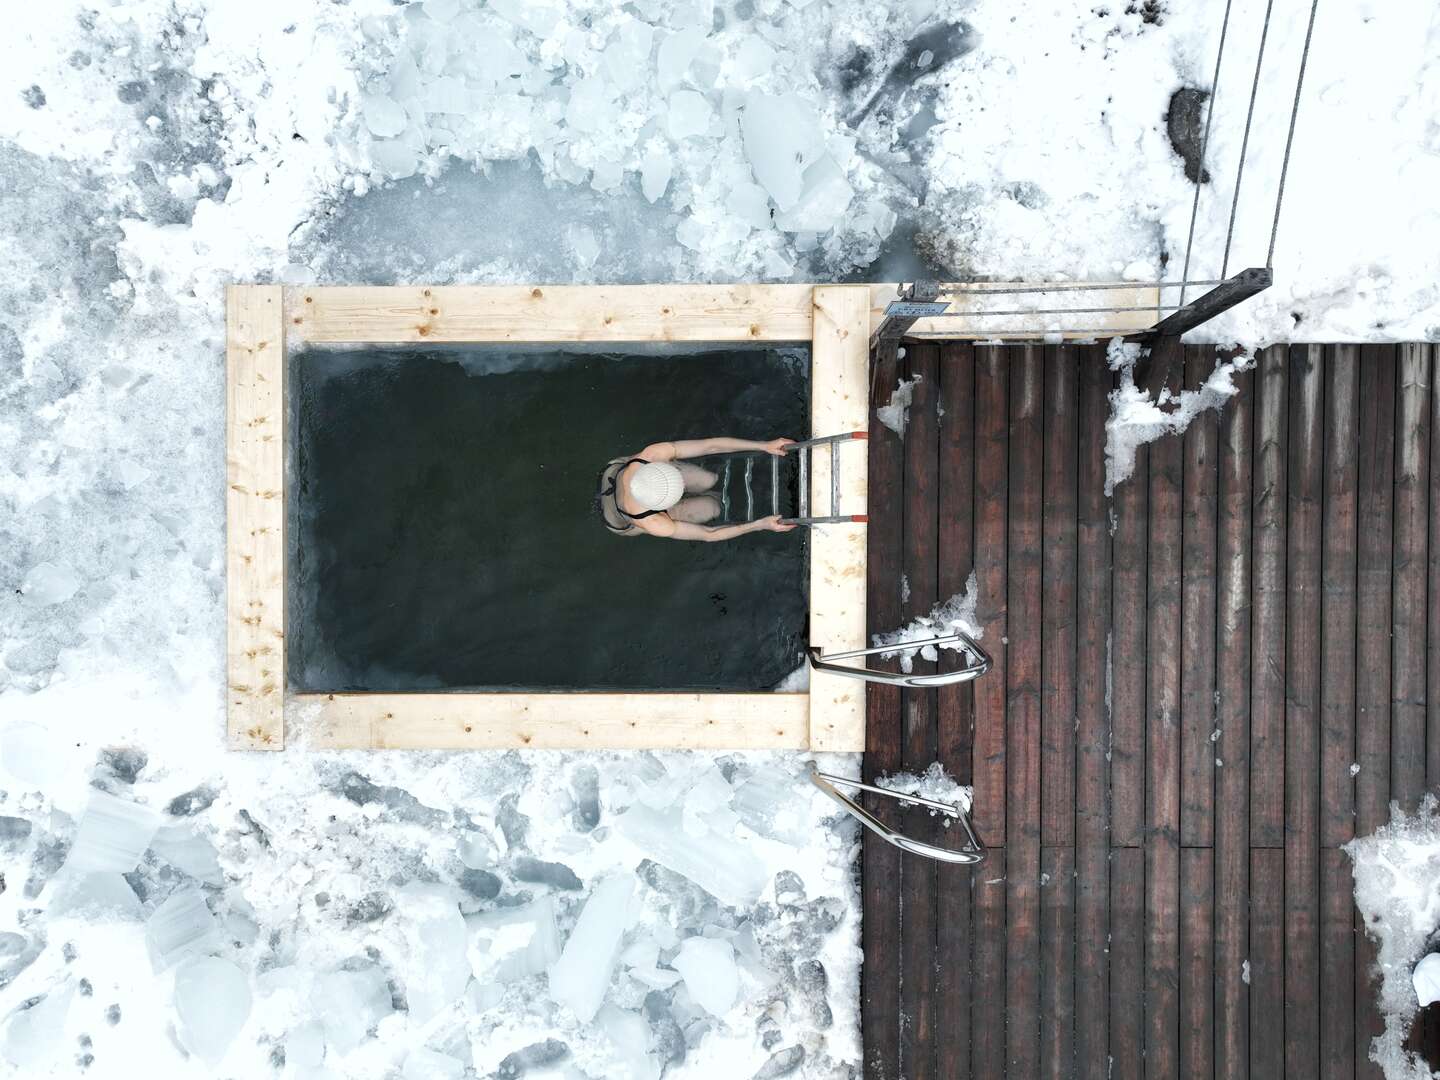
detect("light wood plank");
top-left (288, 284), bottom-right (817, 343)
top-left (301, 692), bottom-right (809, 750)
top-left (226, 285), bottom-right (286, 750)
top-left (808, 285), bottom-right (871, 753)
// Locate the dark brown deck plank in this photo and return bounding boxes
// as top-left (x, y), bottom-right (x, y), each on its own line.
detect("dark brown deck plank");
top-left (1041, 846), bottom-right (1076, 1080)
top-left (1355, 345), bottom-right (1395, 837)
top-left (1357, 904), bottom-right (1385, 1080)
top-left (1249, 849), bottom-right (1284, 1079)
top-left (1251, 344), bottom-right (1288, 847)
top-left (1393, 343), bottom-right (1431, 811)
top-left (1042, 345), bottom-right (1078, 847)
top-left (1320, 345), bottom-right (1359, 848)
top-left (1007, 343), bottom-right (1044, 1078)
top-left (1180, 847), bottom-right (1215, 1080)
top-left (899, 344), bottom-right (941, 1080)
top-left (1214, 362), bottom-right (1253, 1080)
top-left (1111, 847), bottom-right (1144, 1079)
top-left (973, 346), bottom-right (1009, 847)
top-left (1431, 345), bottom-right (1440, 793)
top-left (1284, 344), bottom-right (1322, 1079)
top-left (1074, 346), bottom-right (1112, 1080)
top-left (1144, 338), bottom-right (1183, 1079)
top-left (1110, 357), bottom-right (1149, 849)
top-left (1320, 847), bottom-right (1356, 1080)
top-left (937, 342), bottom-right (976, 1080)
top-left (972, 848), bottom-right (1007, 1080)
top-left (862, 343), bottom-right (905, 1080)
top-left (1181, 345), bottom-right (1219, 848)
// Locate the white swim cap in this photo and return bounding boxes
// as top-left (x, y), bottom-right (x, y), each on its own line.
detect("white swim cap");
top-left (630, 462), bottom-right (685, 511)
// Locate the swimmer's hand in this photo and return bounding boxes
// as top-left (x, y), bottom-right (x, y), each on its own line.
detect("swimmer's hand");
top-left (762, 438), bottom-right (796, 457)
top-left (759, 515), bottom-right (798, 533)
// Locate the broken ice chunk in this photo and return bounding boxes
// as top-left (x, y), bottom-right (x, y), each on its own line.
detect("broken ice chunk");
top-left (640, 148), bottom-right (672, 205)
top-left (617, 803), bottom-right (768, 907)
top-left (369, 139), bottom-right (419, 180)
top-left (774, 154), bottom-right (854, 234)
top-left (596, 1004), bottom-right (659, 1080)
top-left (565, 78), bottom-right (615, 134)
top-left (174, 957), bottom-right (251, 1065)
top-left (362, 93), bottom-right (408, 138)
top-left (456, 828), bottom-right (498, 869)
top-left (48, 872), bottom-right (142, 919)
top-left (548, 874), bottom-right (635, 1022)
top-left (313, 965), bottom-right (394, 1054)
top-left (404, 1047), bottom-right (466, 1079)
top-left (657, 27), bottom-right (706, 91)
top-left (66, 790), bottom-right (161, 874)
top-left (730, 37), bottom-right (776, 84)
top-left (667, 91), bottom-right (714, 140)
top-left (1416, 952), bottom-right (1440, 1006)
top-left (151, 824), bottom-right (223, 885)
top-left (147, 887), bottom-right (224, 971)
top-left (285, 1023), bottom-right (325, 1071)
top-left (395, 885), bottom-right (468, 1023)
top-left (603, 21), bottom-right (655, 91)
top-left (466, 896), bottom-right (560, 983)
top-left (20, 561), bottom-right (80, 605)
top-left (420, 76), bottom-right (471, 115)
top-left (1, 722), bottom-right (69, 789)
top-left (671, 936), bottom-right (738, 1017)
top-left (512, 856), bottom-right (583, 890)
top-left (0, 981), bottom-right (75, 1068)
top-left (726, 182), bottom-right (772, 230)
top-left (730, 768), bottom-right (809, 845)
top-left (740, 92), bottom-right (828, 211)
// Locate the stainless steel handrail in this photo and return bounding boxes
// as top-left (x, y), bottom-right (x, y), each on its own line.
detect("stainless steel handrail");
top-left (809, 767), bottom-right (985, 865)
top-left (807, 630), bottom-right (992, 688)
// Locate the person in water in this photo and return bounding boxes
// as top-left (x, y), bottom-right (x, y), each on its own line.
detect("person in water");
top-left (597, 436), bottom-right (798, 540)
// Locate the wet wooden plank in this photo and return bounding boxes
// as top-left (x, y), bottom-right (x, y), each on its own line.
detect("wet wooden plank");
top-left (1180, 847), bottom-right (1215, 1080)
top-left (971, 849), bottom-right (1008, 1080)
top-left (1250, 849), bottom-right (1285, 1078)
top-left (1431, 348), bottom-right (1440, 794)
top-left (1007, 343), bottom-right (1044, 1078)
top-left (1110, 354), bottom-right (1149, 848)
top-left (1250, 345), bottom-right (1288, 847)
top-left (1284, 344), bottom-right (1323, 1079)
top-left (1214, 362), bottom-right (1253, 1080)
top-left (900, 344), bottom-right (941, 1080)
top-left (1181, 345), bottom-right (1219, 847)
top-left (1042, 344), bottom-right (1078, 846)
top-left (1393, 342), bottom-right (1431, 811)
top-left (972, 345), bottom-right (1010, 847)
top-left (1041, 846), bottom-right (1076, 1080)
top-left (862, 342), bottom-right (905, 1080)
top-left (1321, 345), bottom-right (1359, 847)
top-left (1355, 345), bottom-right (1395, 837)
top-left (1144, 337), bottom-right (1183, 1080)
top-left (937, 342), bottom-right (976, 1080)
top-left (1111, 847), bottom-right (1145, 1079)
top-left (1075, 346), bottom-right (1112, 1080)
top-left (1320, 847), bottom-right (1356, 1080)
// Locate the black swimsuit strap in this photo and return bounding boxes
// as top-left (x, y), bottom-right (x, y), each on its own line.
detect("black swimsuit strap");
top-left (602, 458), bottom-right (662, 531)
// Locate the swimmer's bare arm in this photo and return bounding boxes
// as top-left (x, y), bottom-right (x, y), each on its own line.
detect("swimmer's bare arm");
top-left (636, 514), bottom-right (797, 542)
top-left (638, 437), bottom-right (795, 460)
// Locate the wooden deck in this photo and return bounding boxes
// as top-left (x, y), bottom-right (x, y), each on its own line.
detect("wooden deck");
top-left (861, 341), bottom-right (1440, 1080)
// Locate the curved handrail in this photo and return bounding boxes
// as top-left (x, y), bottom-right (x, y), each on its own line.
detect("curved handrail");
top-left (807, 630), bottom-right (992, 688)
top-left (809, 767), bottom-right (986, 866)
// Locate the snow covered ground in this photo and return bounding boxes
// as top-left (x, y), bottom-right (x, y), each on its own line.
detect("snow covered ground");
top-left (1, 0), bottom-right (1438, 1076)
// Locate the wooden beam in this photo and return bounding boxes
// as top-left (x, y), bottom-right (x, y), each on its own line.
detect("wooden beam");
top-left (287, 284), bottom-right (816, 343)
top-left (300, 692), bottom-right (809, 750)
top-left (226, 285), bottom-right (286, 750)
top-left (807, 285), bottom-right (870, 753)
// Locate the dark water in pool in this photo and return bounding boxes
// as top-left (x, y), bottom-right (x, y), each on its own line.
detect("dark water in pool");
top-left (288, 344), bottom-right (810, 692)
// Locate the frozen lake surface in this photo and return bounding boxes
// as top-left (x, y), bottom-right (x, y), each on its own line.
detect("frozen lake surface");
top-left (0, 0), bottom-right (1437, 1076)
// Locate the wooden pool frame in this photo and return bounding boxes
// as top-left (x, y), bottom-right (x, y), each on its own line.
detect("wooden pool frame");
top-left (226, 282), bottom-right (1157, 753)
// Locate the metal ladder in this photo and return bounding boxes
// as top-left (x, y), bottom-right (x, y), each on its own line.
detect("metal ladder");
top-left (782, 431), bottom-right (868, 526)
top-left (712, 431), bottom-right (870, 527)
